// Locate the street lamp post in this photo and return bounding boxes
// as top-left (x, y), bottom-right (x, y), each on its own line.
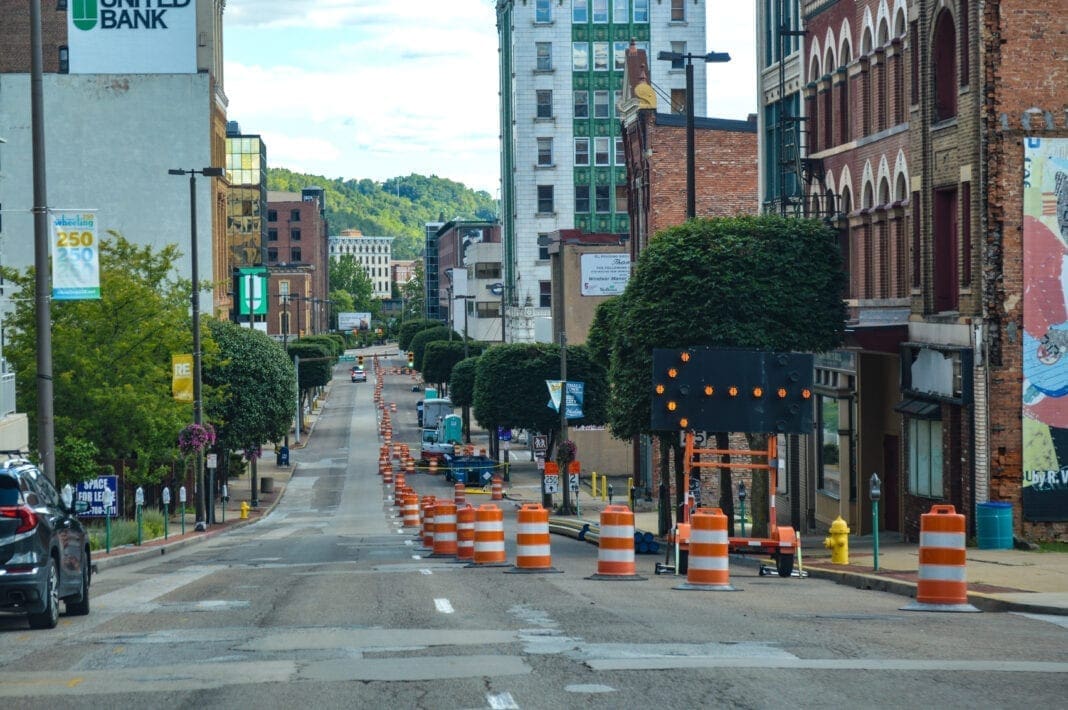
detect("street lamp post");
top-left (169, 166), bottom-right (224, 530)
top-left (656, 50), bottom-right (731, 219)
top-left (487, 282), bottom-right (506, 343)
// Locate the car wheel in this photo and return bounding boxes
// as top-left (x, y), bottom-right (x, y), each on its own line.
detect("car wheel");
top-left (28, 559), bottom-right (60, 629)
top-left (65, 558), bottom-right (91, 616)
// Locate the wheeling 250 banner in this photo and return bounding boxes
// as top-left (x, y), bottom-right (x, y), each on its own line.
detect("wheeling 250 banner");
top-left (50, 211), bottom-right (100, 301)
top-left (1023, 137), bottom-right (1068, 521)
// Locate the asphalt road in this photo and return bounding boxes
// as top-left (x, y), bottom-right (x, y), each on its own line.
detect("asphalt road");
top-left (2, 351), bottom-right (1067, 709)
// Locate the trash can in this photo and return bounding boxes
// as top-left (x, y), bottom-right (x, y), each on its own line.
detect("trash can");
top-left (260, 477), bottom-right (275, 494)
top-left (976, 501), bottom-right (1013, 549)
top-left (276, 446), bottom-right (289, 467)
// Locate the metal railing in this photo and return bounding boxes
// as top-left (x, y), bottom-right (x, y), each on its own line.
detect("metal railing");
top-left (0, 371), bottom-right (15, 418)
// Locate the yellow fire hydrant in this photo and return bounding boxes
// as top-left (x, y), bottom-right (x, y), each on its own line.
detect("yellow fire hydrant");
top-left (824, 516), bottom-right (850, 564)
top-left (240, 501), bottom-right (250, 520)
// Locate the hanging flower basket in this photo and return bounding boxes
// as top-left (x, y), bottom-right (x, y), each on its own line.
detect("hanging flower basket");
top-left (558, 438), bottom-right (577, 464)
top-left (178, 423), bottom-right (216, 456)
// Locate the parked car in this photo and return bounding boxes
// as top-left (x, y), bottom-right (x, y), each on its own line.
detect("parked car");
top-left (351, 368), bottom-right (367, 383)
top-left (0, 459), bottom-right (91, 629)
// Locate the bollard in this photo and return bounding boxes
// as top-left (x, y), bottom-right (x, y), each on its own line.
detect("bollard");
top-left (601, 474), bottom-right (608, 501)
top-left (591, 471), bottom-right (599, 498)
top-left (587, 505), bottom-right (644, 581)
top-left (507, 504), bottom-right (560, 573)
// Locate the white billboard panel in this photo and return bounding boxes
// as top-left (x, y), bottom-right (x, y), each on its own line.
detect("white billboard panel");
top-left (68, 0), bottom-right (196, 74)
top-left (580, 253), bottom-right (630, 296)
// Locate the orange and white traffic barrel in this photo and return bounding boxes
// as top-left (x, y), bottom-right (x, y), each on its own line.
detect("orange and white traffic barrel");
top-left (406, 458), bottom-right (415, 476)
top-left (430, 502), bottom-right (457, 558)
top-left (491, 476), bottom-right (503, 501)
top-left (429, 459), bottom-right (438, 475)
top-left (456, 504), bottom-right (475, 562)
top-left (587, 505), bottom-right (644, 581)
top-left (454, 483), bottom-right (466, 508)
top-left (402, 492), bottom-right (420, 528)
top-left (508, 504), bottom-right (559, 573)
top-left (420, 496), bottom-right (437, 548)
top-left (902, 505), bottom-right (979, 612)
top-left (382, 465), bottom-right (393, 485)
top-left (675, 508), bottom-right (734, 591)
top-left (471, 504), bottom-right (509, 567)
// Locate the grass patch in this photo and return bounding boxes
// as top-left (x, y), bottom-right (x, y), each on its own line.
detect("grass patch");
top-left (86, 509), bottom-right (171, 551)
top-left (1036, 541), bottom-right (1068, 553)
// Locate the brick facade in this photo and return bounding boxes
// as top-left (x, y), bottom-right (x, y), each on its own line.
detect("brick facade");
top-left (0, 1), bottom-right (68, 73)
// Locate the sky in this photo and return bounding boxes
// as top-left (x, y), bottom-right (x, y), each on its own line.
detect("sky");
top-left (223, 1), bottom-right (756, 196)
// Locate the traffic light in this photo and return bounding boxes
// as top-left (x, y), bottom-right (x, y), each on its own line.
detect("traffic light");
top-left (357, 355), bottom-right (364, 368)
top-left (407, 351), bottom-right (415, 368)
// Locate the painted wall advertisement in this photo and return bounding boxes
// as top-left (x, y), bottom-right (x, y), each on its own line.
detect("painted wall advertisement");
top-left (580, 253), bottom-right (630, 296)
top-left (68, 0), bottom-right (197, 74)
top-left (50, 211), bottom-right (100, 300)
top-left (1022, 137), bottom-right (1068, 521)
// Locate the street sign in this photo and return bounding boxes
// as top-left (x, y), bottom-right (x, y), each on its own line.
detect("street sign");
top-left (533, 435), bottom-right (548, 451)
top-left (75, 475), bottom-right (118, 517)
top-left (206, 453), bottom-right (217, 469)
top-left (543, 474), bottom-right (560, 494)
top-left (498, 427), bottom-right (512, 442)
top-left (568, 473), bottom-right (579, 492)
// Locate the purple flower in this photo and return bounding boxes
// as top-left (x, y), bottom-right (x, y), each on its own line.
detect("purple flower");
top-left (178, 423), bottom-right (216, 456)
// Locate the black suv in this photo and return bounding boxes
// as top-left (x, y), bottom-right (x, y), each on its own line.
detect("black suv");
top-left (0, 459), bottom-right (91, 629)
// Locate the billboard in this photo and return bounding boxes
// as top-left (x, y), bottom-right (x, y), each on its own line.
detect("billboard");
top-left (339, 312), bottom-right (371, 331)
top-left (237, 267), bottom-right (268, 316)
top-left (68, 0), bottom-right (197, 74)
top-left (1022, 137), bottom-right (1068, 521)
top-left (580, 253), bottom-right (630, 296)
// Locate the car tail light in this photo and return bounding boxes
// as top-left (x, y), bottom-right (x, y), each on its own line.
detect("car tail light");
top-left (0, 505), bottom-right (38, 534)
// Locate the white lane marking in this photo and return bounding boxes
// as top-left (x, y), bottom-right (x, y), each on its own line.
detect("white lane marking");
top-left (434, 598), bottom-right (454, 614)
top-left (487, 692), bottom-right (520, 709)
top-left (94, 566), bottom-right (221, 613)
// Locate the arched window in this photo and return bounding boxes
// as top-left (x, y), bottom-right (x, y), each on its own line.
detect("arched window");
top-left (932, 9), bottom-right (957, 121)
top-left (840, 43), bottom-right (852, 143)
top-left (824, 48), bottom-right (835, 147)
top-left (959, 0), bottom-right (970, 87)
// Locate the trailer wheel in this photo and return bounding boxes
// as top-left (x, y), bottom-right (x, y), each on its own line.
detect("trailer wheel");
top-left (776, 551), bottom-right (794, 578)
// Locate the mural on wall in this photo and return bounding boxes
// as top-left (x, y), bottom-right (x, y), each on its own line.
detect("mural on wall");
top-left (1022, 137), bottom-right (1068, 521)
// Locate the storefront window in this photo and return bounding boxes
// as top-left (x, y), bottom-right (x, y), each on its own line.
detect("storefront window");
top-left (908, 418), bottom-right (943, 497)
top-left (819, 395), bottom-right (841, 497)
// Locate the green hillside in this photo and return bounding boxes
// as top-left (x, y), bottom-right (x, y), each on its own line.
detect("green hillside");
top-left (267, 168), bottom-right (499, 260)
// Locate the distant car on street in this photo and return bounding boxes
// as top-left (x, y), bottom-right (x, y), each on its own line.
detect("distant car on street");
top-left (351, 368), bottom-right (367, 383)
top-left (0, 459), bottom-right (91, 629)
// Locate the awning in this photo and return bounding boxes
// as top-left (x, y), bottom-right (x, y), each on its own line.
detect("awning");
top-left (893, 398), bottom-right (942, 420)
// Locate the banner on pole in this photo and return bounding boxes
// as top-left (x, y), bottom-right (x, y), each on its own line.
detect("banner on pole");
top-left (50, 210), bottom-right (100, 300)
top-left (172, 354), bottom-right (193, 402)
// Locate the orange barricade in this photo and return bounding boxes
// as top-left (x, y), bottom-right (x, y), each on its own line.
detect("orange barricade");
top-left (393, 471), bottom-right (406, 490)
top-left (406, 459), bottom-right (415, 476)
top-left (420, 496), bottom-right (436, 548)
top-left (382, 465), bottom-right (393, 485)
top-left (588, 505), bottom-right (644, 581)
top-left (472, 504), bottom-right (509, 566)
top-left (903, 505), bottom-right (979, 612)
top-left (508, 504), bottom-right (559, 573)
top-left (454, 483), bottom-right (466, 508)
top-left (429, 459), bottom-right (438, 475)
top-left (491, 476), bottom-right (503, 501)
top-left (675, 508), bottom-right (734, 591)
top-left (402, 493), bottom-right (420, 528)
top-left (430, 502), bottom-right (458, 557)
top-left (456, 505), bottom-right (475, 562)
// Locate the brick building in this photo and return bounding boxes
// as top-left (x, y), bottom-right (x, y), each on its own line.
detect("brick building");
top-left (619, 43), bottom-right (760, 258)
top-left (266, 189), bottom-right (329, 338)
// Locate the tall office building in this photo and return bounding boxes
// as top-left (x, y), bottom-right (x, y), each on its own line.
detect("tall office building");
top-left (497, 0), bottom-right (706, 342)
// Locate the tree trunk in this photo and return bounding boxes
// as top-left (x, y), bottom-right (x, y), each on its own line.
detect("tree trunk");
top-left (748, 432), bottom-right (770, 538)
top-left (715, 432), bottom-right (735, 536)
top-left (657, 435), bottom-right (672, 535)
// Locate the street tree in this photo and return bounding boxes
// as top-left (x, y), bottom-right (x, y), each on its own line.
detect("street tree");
top-left (287, 341), bottom-right (334, 434)
top-left (0, 232), bottom-right (213, 485)
top-left (399, 261), bottom-right (425, 322)
top-left (398, 319), bottom-right (440, 350)
top-left (408, 325), bottom-right (457, 372)
top-left (594, 215), bottom-right (846, 535)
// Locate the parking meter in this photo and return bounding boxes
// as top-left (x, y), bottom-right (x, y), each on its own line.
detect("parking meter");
top-left (103, 486), bottom-right (114, 553)
top-left (738, 482), bottom-right (747, 536)
top-left (221, 484), bottom-right (229, 523)
top-left (135, 486), bottom-right (145, 546)
top-left (61, 484), bottom-right (74, 509)
top-left (162, 488), bottom-right (171, 539)
top-left (162, 488), bottom-right (171, 505)
top-left (135, 486), bottom-right (144, 506)
top-left (869, 473), bottom-right (881, 501)
top-left (179, 486), bottom-right (187, 535)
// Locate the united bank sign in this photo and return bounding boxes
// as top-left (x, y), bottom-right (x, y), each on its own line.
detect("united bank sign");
top-left (68, 0), bottom-right (196, 74)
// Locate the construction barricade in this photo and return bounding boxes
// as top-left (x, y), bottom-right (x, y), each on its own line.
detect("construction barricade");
top-left (420, 496), bottom-right (436, 549)
top-left (402, 492), bottom-right (420, 529)
top-left (587, 505), bottom-right (645, 581)
top-left (470, 504), bottom-right (510, 567)
top-left (902, 505), bottom-right (979, 612)
top-left (491, 476), bottom-right (504, 501)
top-left (430, 502), bottom-right (458, 558)
top-left (507, 503), bottom-right (560, 573)
top-left (675, 507), bottom-right (735, 591)
top-left (456, 505), bottom-right (475, 562)
top-left (454, 483), bottom-right (466, 508)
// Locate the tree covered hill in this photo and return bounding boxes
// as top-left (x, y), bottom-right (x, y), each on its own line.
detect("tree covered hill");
top-left (267, 168), bottom-right (499, 260)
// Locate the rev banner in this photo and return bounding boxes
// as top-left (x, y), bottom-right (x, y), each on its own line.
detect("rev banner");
top-left (172, 354), bottom-right (193, 402)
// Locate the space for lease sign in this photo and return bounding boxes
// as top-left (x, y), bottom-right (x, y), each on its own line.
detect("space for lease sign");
top-left (68, 0), bottom-right (196, 74)
top-left (580, 253), bottom-right (630, 296)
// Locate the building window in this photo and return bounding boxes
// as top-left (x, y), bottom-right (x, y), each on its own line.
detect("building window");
top-left (57, 0), bottom-right (68, 8)
top-left (614, 41), bottom-right (628, 71)
top-left (58, 45), bottom-right (69, 73)
top-left (573, 42), bottom-right (589, 71)
top-left (613, 90), bottom-right (621, 117)
top-left (961, 181), bottom-right (972, 285)
top-left (575, 138), bottom-right (590, 166)
top-left (474, 262), bottom-right (502, 279)
top-left (594, 137), bottom-right (610, 166)
top-left (537, 185), bottom-right (554, 214)
top-left (595, 185), bottom-right (611, 213)
top-left (290, 209), bottom-right (301, 221)
top-left (574, 90), bottom-right (589, 118)
top-left (614, 137), bottom-right (625, 165)
top-left (910, 20), bottom-right (919, 105)
top-left (539, 281), bottom-right (552, 308)
top-left (537, 137), bottom-right (553, 166)
top-left (267, 247), bottom-right (278, 262)
top-left (476, 301), bottom-right (501, 318)
top-left (612, 0), bottom-right (628, 23)
top-left (818, 395), bottom-right (841, 497)
top-left (592, 0), bottom-right (608, 23)
top-left (593, 42), bottom-right (609, 71)
top-left (535, 0), bottom-right (551, 23)
top-left (670, 0), bottom-right (685, 22)
top-left (268, 228), bottom-right (278, 242)
top-left (670, 89), bottom-right (686, 115)
top-left (932, 9), bottom-right (957, 121)
top-left (291, 247), bottom-right (302, 262)
top-left (908, 417), bottom-right (943, 498)
top-left (933, 187), bottom-right (958, 311)
top-left (536, 90), bottom-right (553, 119)
top-left (291, 228), bottom-right (302, 241)
top-left (573, 0), bottom-right (588, 23)
top-left (633, 0), bottom-right (649, 22)
top-left (670, 41), bottom-right (686, 69)
top-left (959, 0), bottom-right (970, 87)
top-left (594, 91), bottom-right (609, 118)
top-left (575, 185), bottom-right (591, 213)
top-left (268, 209), bottom-right (278, 222)
top-left (615, 184), bottom-right (627, 212)
top-left (536, 42), bottom-right (552, 71)
top-left (538, 233), bottom-right (550, 260)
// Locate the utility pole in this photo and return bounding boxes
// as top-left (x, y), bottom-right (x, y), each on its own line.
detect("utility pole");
top-left (559, 330), bottom-right (574, 515)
